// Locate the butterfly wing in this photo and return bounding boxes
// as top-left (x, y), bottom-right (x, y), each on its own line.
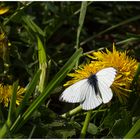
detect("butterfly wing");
top-left (60, 67), bottom-right (117, 109)
top-left (81, 84), bottom-right (102, 110)
top-left (97, 80), bottom-right (113, 103)
top-left (96, 67), bottom-right (117, 103)
top-left (60, 78), bottom-right (102, 110)
top-left (60, 79), bottom-right (88, 103)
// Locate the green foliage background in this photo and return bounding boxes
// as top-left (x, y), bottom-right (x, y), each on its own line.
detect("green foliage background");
top-left (0, 1), bottom-right (140, 138)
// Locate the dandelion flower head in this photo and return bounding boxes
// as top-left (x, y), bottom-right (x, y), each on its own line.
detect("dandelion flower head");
top-left (0, 84), bottom-right (25, 107)
top-left (0, 6), bottom-right (9, 15)
top-left (64, 44), bottom-right (138, 103)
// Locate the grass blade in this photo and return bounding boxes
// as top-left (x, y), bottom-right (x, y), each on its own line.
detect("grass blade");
top-left (10, 48), bottom-right (83, 133)
top-left (0, 81), bottom-right (19, 138)
top-left (16, 69), bottom-right (41, 116)
top-left (37, 36), bottom-right (47, 93)
top-left (124, 118), bottom-right (140, 138)
top-left (3, 2), bottom-right (32, 25)
top-left (75, 1), bottom-right (87, 68)
top-left (80, 15), bottom-right (140, 46)
top-left (76, 1), bottom-right (87, 49)
top-left (116, 38), bottom-right (139, 45)
top-left (131, 63), bottom-right (140, 88)
top-left (7, 81), bottom-right (19, 125)
top-left (22, 16), bottom-right (45, 37)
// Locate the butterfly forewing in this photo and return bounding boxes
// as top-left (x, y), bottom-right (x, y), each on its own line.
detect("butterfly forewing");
top-left (60, 79), bottom-right (87, 103)
top-left (96, 67), bottom-right (117, 87)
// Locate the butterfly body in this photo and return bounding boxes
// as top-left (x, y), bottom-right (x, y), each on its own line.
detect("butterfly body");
top-left (60, 67), bottom-right (117, 110)
top-left (88, 74), bottom-right (98, 94)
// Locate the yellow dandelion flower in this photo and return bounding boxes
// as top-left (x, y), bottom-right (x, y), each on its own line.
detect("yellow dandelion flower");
top-left (64, 44), bottom-right (138, 103)
top-left (0, 84), bottom-right (25, 107)
top-left (0, 6), bottom-right (9, 15)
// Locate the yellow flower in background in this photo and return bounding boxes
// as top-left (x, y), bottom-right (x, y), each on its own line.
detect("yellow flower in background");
top-left (0, 6), bottom-right (9, 15)
top-left (0, 84), bottom-right (25, 107)
top-left (64, 44), bottom-right (138, 103)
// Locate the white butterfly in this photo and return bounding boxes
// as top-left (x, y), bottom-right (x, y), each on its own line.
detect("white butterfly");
top-left (60, 67), bottom-right (117, 110)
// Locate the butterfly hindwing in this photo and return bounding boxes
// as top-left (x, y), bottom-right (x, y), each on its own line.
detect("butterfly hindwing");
top-left (96, 67), bottom-right (117, 103)
top-left (81, 85), bottom-right (102, 110)
top-left (97, 80), bottom-right (113, 103)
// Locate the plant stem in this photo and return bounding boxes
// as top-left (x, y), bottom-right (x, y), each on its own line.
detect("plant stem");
top-left (61, 105), bottom-right (82, 118)
top-left (80, 110), bottom-right (92, 138)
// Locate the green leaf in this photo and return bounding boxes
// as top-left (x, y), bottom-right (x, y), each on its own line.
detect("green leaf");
top-left (46, 121), bottom-right (76, 138)
top-left (57, 127), bottom-right (76, 138)
top-left (70, 121), bottom-right (82, 131)
top-left (102, 107), bottom-right (120, 128)
top-left (44, 125), bottom-right (76, 139)
top-left (39, 106), bottom-right (57, 123)
top-left (111, 118), bottom-right (131, 138)
top-left (87, 123), bottom-right (98, 135)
